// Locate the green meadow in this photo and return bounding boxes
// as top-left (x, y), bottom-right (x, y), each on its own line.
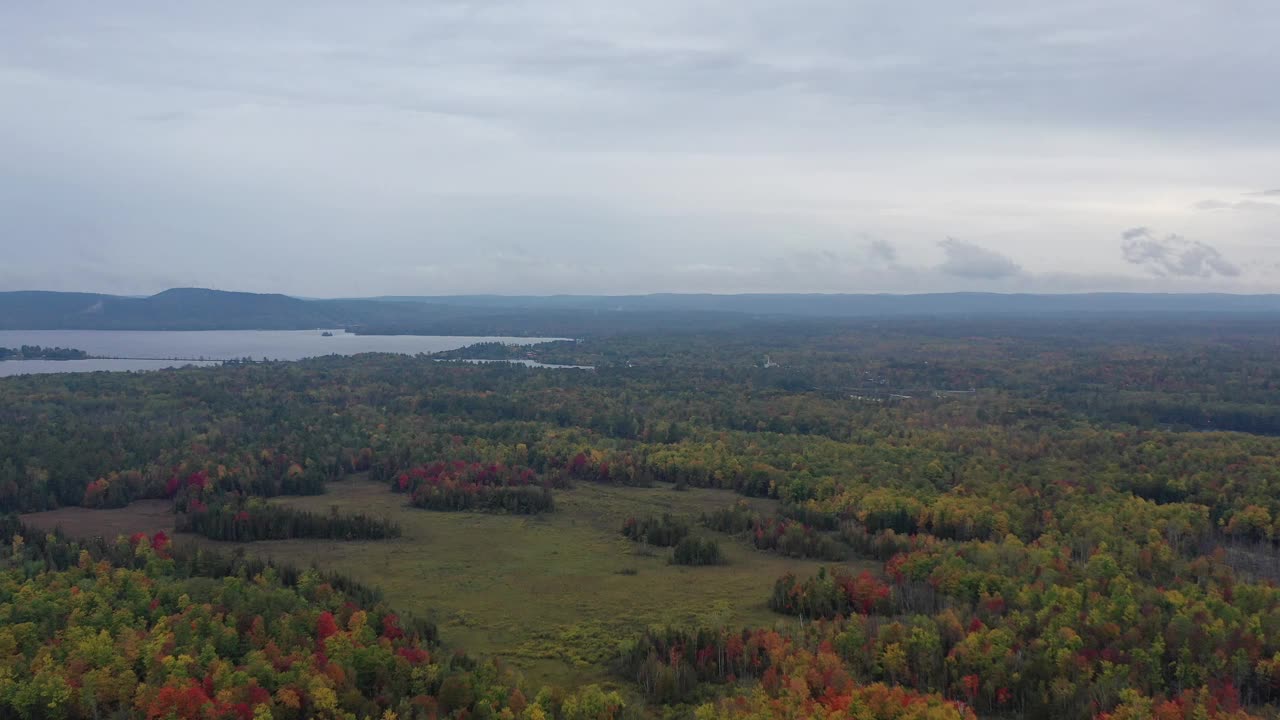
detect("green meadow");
top-left (246, 479), bottom-right (866, 687)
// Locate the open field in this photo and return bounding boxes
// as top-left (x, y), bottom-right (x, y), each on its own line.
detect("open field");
top-left (21, 499), bottom-right (175, 539)
top-left (252, 478), bottom-right (869, 687)
top-left (24, 479), bottom-right (872, 688)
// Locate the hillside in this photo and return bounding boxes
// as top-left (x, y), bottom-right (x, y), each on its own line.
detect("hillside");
top-left (0, 288), bottom-right (439, 331)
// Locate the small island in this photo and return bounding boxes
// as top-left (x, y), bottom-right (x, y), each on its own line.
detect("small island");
top-left (0, 345), bottom-right (89, 361)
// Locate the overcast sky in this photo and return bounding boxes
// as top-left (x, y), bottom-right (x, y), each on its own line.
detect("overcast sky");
top-left (2, 2), bottom-right (1278, 296)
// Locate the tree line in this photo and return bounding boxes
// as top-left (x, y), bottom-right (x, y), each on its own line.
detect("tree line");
top-left (174, 493), bottom-right (401, 542)
top-left (0, 345), bottom-right (88, 360)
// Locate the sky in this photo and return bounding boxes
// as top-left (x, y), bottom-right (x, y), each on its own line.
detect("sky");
top-left (1, 1), bottom-right (1278, 297)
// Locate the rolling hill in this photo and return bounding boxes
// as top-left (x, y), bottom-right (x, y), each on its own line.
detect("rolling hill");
top-left (0, 288), bottom-right (436, 331)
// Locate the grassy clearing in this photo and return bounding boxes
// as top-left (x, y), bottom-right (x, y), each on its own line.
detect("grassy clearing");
top-left (21, 499), bottom-right (175, 539)
top-left (21, 479), bottom-right (876, 688)
top-left (253, 478), bottom-right (874, 687)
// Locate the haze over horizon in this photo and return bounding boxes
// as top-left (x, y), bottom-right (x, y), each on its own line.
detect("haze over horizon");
top-left (2, 2), bottom-right (1278, 297)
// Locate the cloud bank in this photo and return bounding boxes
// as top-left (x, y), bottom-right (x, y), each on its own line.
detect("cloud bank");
top-left (0, 2), bottom-right (1277, 295)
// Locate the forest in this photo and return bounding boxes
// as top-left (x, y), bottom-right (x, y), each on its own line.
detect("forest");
top-left (3, 315), bottom-right (1280, 718)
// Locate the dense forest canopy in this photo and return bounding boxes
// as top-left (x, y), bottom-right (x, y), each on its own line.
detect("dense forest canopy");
top-left (3, 315), bottom-right (1280, 718)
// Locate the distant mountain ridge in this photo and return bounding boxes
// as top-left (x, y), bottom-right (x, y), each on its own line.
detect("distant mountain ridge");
top-left (3, 288), bottom-right (1280, 333)
top-left (0, 288), bottom-right (436, 331)
top-left (373, 292), bottom-right (1280, 316)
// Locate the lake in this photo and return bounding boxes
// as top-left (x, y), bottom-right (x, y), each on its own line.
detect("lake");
top-left (0, 329), bottom-right (565, 377)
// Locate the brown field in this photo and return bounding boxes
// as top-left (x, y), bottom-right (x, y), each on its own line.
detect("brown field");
top-left (21, 499), bottom-right (175, 539)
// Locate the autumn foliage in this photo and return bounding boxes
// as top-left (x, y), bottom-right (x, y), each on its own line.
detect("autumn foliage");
top-left (393, 460), bottom-right (555, 514)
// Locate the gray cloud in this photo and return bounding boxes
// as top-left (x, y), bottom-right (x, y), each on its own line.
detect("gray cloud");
top-left (867, 240), bottom-right (898, 263)
top-left (1246, 189), bottom-right (1280, 197)
top-left (1195, 198), bottom-right (1280, 213)
top-left (1120, 228), bottom-right (1240, 278)
top-left (937, 239), bottom-right (1022, 279)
